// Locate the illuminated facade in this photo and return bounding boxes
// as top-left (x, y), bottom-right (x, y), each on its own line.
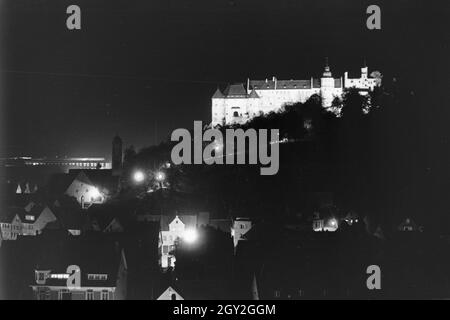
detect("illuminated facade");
top-left (212, 63), bottom-right (380, 126)
top-left (0, 157), bottom-right (111, 170)
top-left (231, 218), bottom-right (252, 248)
top-left (0, 205), bottom-right (57, 240)
top-left (64, 172), bottom-right (105, 209)
top-left (159, 215), bottom-right (198, 269)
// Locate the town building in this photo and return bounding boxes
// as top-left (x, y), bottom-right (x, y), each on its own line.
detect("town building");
top-left (47, 169), bottom-right (120, 209)
top-left (231, 218), bottom-right (252, 248)
top-left (0, 209), bottom-right (22, 240)
top-left (211, 62), bottom-right (380, 126)
top-left (0, 156), bottom-right (111, 170)
top-left (159, 214), bottom-right (199, 269)
top-left (157, 286), bottom-right (184, 300)
top-left (30, 237), bottom-right (128, 300)
top-left (398, 218), bottom-right (422, 232)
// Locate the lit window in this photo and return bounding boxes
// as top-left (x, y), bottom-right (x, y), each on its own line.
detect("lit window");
top-left (87, 274), bottom-right (108, 281)
top-left (101, 290), bottom-right (109, 300)
top-left (50, 273), bottom-right (69, 279)
top-left (36, 271), bottom-right (46, 282)
top-left (86, 290), bottom-right (94, 300)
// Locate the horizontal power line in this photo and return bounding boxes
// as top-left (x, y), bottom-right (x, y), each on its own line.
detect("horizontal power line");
top-left (0, 69), bottom-right (229, 84)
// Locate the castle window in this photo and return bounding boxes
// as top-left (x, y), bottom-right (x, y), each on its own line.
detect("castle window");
top-left (233, 111), bottom-right (239, 117)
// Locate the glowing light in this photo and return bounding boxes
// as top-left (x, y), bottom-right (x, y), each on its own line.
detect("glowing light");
top-left (155, 171), bottom-right (166, 182)
top-left (214, 141), bottom-right (223, 152)
top-left (329, 219), bottom-right (337, 227)
top-left (133, 171), bottom-right (145, 183)
top-left (183, 228), bottom-right (198, 244)
top-left (91, 187), bottom-right (101, 199)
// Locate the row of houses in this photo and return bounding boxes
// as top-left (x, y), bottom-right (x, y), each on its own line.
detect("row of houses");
top-left (138, 212), bottom-right (253, 269)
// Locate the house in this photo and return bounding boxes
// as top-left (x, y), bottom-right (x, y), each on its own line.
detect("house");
top-left (231, 217), bottom-right (252, 248)
top-left (20, 204), bottom-right (58, 236)
top-left (15, 182), bottom-right (38, 195)
top-left (0, 204), bottom-right (59, 240)
top-left (30, 236), bottom-right (128, 300)
top-left (88, 203), bottom-right (126, 233)
top-left (312, 210), bottom-right (338, 232)
top-left (47, 171), bottom-right (108, 209)
top-left (398, 218), bottom-right (421, 232)
top-left (157, 286), bottom-right (184, 300)
top-left (159, 215), bottom-right (198, 269)
top-left (68, 169), bottom-right (120, 199)
top-left (0, 209), bottom-right (24, 240)
top-left (45, 197), bottom-right (88, 236)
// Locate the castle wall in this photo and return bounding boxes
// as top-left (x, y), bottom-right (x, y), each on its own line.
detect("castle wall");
top-left (212, 66), bottom-right (379, 126)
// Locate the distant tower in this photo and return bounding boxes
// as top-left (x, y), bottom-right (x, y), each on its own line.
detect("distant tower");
top-left (112, 135), bottom-right (123, 176)
top-left (320, 57), bottom-right (335, 107)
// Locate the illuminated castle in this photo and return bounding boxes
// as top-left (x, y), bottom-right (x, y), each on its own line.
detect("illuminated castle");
top-left (211, 61), bottom-right (381, 126)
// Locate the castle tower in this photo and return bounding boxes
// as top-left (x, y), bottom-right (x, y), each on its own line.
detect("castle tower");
top-left (112, 135), bottom-right (123, 176)
top-left (320, 57), bottom-right (335, 107)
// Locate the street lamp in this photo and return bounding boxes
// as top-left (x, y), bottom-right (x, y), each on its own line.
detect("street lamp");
top-left (91, 187), bottom-right (101, 199)
top-left (183, 228), bottom-right (198, 244)
top-left (133, 170), bottom-right (145, 183)
top-left (155, 171), bottom-right (166, 182)
top-left (214, 140), bottom-right (223, 153)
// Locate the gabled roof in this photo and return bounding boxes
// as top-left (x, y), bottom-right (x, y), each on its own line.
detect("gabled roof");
top-left (250, 79), bottom-right (314, 90)
top-left (47, 170), bottom-right (119, 197)
top-left (46, 197), bottom-right (86, 231)
top-left (46, 173), bottom-right (80, 195)
top-left (157, 286), bottom-right (184, 300)
top-left (248, 88), bottom-right (260, 98)
top-left (68, 169), bottom-right (120, 195)
top-left (223, 83), bottom-right (248, 97)
top-left (160, 214), bottom-right (198, 231)
top-left (32, 234), bottom-right (125, 288)
top-left (0, 207), bottom-right (24, 223)
top-left (212, 88), bottom-right (225, 99)
top-left (19, 204), bottom-right (51, 223)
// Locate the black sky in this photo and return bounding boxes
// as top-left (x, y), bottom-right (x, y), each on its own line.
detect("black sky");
top-left (0, 0), bottom-right (448, 159)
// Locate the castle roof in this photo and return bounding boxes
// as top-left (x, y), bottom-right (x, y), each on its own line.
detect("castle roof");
top-left (212, 88), bottom-right (225, 99)
top-left (222, 83), bottom-right (247, 98)
top-left (248, 88), bottom-right (260, 98)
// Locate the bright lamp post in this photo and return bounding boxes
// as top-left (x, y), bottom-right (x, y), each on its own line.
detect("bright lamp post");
top-left (133, 170), bottom-right (145, 183)
top-left (183, 228), bottom-right (198, 244)
top-left (155, 171), bottom-right (165, 182)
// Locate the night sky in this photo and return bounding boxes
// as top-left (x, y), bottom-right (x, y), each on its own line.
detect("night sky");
top-left (0, 0), bottom-right (448, 159)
